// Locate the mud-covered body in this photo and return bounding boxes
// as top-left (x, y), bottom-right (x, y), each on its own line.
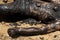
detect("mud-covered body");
top-left (8, 20), bottom-right (60, 38)
top-left (0, 0), bottom-right (60, 38)
top-left (0, 0), bottom-right (58, 22)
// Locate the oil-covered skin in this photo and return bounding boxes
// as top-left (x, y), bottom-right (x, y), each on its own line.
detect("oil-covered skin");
top-left (0, 0), bottom-right (57, 22)
top-left (7, 20), bottom-right (60, 38)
